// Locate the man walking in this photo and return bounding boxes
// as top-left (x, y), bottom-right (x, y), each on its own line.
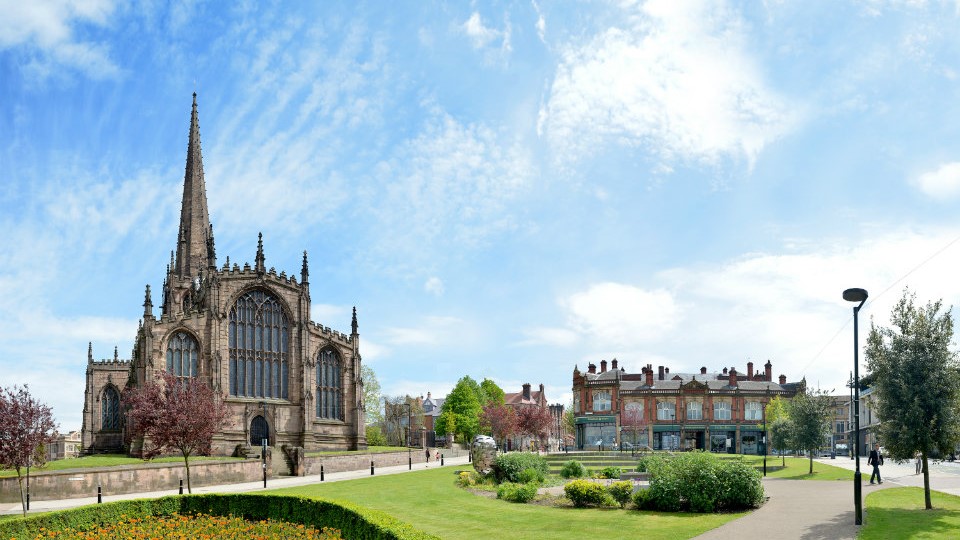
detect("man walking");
top-left (868, 443), bottom-right (883, 484)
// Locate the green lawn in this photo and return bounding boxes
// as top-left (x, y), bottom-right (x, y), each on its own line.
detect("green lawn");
top-left (763, 457), bottom-right (851, 480)
top-left (860, 487), bottom-right (960, 539)
top-left (0, 454), bottom-right (242, 478)
top-left (267, 466), bottom-right (747, 540)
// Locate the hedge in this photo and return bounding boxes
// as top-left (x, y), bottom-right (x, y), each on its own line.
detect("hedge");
top-left (493, 452), bottom-right (548, 484)
top-left (0, 494), bottom-right (439, 540)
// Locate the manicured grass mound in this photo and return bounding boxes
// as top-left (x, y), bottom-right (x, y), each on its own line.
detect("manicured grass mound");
top-left (33, 512), bottom-right (342, 539)
top-left (861, 487), bottom-right (960, 540)
top-left (0, 494), bottom-right (438, 540)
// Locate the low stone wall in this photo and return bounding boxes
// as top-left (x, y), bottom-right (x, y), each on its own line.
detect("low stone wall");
top-left (302, 448), bottom-right (465, 476)
top-left (0, 458), bottom-right (264, 503)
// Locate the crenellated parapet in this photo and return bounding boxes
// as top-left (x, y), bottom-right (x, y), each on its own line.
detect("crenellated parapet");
top-left (310, 322), bottom-right (353, 345)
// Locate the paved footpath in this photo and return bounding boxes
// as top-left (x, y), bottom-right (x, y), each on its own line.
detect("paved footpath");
top-left (695, 457), bottom-right (960, 540)
top-left (1, 454), bottom-right (472, 516)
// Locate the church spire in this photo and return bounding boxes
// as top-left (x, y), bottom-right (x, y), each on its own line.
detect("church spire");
top-left (351, 306), bottom-right (358, 335)
top-left (255, 232), bottom-right (266, 275)
top-left (301, 250), bottom-right (309, 285)
top-left (174, 92), bottom-right (212, 279)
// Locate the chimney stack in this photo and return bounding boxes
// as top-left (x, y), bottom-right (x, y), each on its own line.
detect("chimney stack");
top-left (523, 383), bottom-right (531, 400)
top-left (729, 368), bottom-right (738, 387)
top-left (747, 362), bottom-right (754, 379)
top-left (588, 363), bottom-right (596, 374)
top-left (658, 365), bottom-right (665, 380)
top-left (539, 383), bottom-right (544, 396)
top-left (701, 366), bottom-right (707, 375)
top-left (427, 392), bottom-right (431, 399)
top-left (779, 374), bottom-right (787, 385)
top-left (600, 360), bottom-right (608, 373)
top-left (723, 367), bottom-right (728, 375)
top-left (611, 359), bottom-right (618, 370)
top-left (765, 360), bottom-right (773, 382)
top-left (645, 365), bottom-right (654, 386)
top-left (665, 367), bottom-right (670, 376)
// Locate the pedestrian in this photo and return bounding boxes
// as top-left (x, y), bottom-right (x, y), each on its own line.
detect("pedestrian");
top-left (915, 451), bottom-right (922, 475)
top-left (435, 450), bottom-right (440, 462)
top-left (868, 443), bottom-right (883, 484)
top-left (425, 447), bottom-right (431, 463)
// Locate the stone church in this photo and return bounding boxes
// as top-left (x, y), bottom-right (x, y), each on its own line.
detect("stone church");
top-left (80, 94), bottom-right (366, 455)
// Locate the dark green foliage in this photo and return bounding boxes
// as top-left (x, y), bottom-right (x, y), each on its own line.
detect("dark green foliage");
top-left (493, 451), bottom-right (548, 483)
top-left (436, 377), bottom-right (483, 443)
top-left (596, 466), bottom-right (622, 479)
top-left (559, 459), bottom-right (586, 479)
top-left (607, 480), bottom-right (633, 508)
top-left (563, 479), bottom-right (611, 508)
top-left (496, 482), bottom-right (538, 503)
top-left (635, 454), bottom-right (665, 473)
top-left (0, 494), bottom-right (438, 540)
top-left (632, 487), bottom-right (654, 510)
top-left (787, 387), bottom-right (833, 474)
top-left (645, 451), bottom-right (763, 513)
top-left (517, 467), bottom-right (544, 484)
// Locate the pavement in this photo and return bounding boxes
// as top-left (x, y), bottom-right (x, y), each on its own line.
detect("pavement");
top-left (694, 456), bottom-right (960, 540)
top-left (1, 453), bottom-right (473, 516)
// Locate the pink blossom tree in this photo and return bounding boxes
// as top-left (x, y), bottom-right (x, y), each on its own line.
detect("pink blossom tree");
top-left (0, 385), bottom-right (57, 516)
top-left (481, 403), bottom-right (517, 448)
top-left (516, 406), bottom-right (553, 450)
top-left (122, 371), bottom-right (229, 493)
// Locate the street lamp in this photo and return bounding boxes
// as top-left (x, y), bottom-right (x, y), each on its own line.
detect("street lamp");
top-left (402, 402), bottom-right (412, 470)
top-left (847, 372), bottom-right (854, 460)
top-left (843, 287), bottom-right (868, 526)
top-left (763, 387), bottom-right (769, 477)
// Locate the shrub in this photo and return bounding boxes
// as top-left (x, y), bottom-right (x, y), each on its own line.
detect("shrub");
top-left (714, 459), bottom-right (764, 510)
top-left (493, 452), bottom-right (548, 484)
top-left (607, 481), bottom-right (633, 508)
top-left (596, 466), bottom-right (622, 479)
top-left (456, 471), bottom-right (477, 488)
top-left (517, 467), bottom-right (544, 484)
top-left (563, 479), bottom-right (610, 508)
top-left (559, 460), bottom-right (586, 479)
top-left (636, 454), bottom-right (666, 473)
top-left (632, 487), bottom-right (655, 510)
top-left (496, 482), bottom-right (538, 503)
top-left (644, 451), bottom-right (764, 513)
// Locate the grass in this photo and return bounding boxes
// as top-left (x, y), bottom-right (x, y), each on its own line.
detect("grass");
top-left (0, 454), bottom-right (242, 478)
top-left (860, 487), bottom-right (960, 539)
top-left (266, 466), bottom-right (748, 540)
top-left (304, 445), bottom-right (410, 457)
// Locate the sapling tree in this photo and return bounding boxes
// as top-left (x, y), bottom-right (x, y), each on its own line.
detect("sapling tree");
top-left (122, 371), bottom-right (228, 493)
top-left (0, 385), bottom-right (56, 516)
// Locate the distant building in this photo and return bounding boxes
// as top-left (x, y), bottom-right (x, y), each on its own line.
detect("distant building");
top-left (422, 392), bottom-right (445, 447)
top-left (47, 430), bottom-right (82, 460)
top-left (828, 395), bottom-right (851, 455)
top-left (504, 383), bottom-right (549, 451)
top-left (572, 359), bottom-right (802, 453)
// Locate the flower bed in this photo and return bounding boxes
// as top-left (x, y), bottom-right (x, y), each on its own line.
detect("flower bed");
top-left (29, 512), bottom-right (341, 539)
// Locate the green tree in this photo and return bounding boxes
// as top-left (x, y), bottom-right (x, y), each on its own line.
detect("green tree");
top-left (769, 416), bottom-right (793, 467)
top-left (480, 378), bottom-right (505, 406)
top-left (864, 289), bottom-right (960, 510)
top-left (765, 395), bottom-right (789, 425)
top-left (361, 365), bottom-right (382, 426)
top-left (787, 384), bottom-right (832, 474)
top-left (435, 409), bottom-right (457, 439)
top-left (437, 376), bottom-right (482, 443)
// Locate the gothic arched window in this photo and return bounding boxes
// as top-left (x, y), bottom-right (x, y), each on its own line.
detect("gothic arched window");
top-left (228, 289), bottom-right (289, 399)
top-left (102, 386), bottom-right (121, 431)
top-left (166, 331), bottom-right (199, 378)
top-left (316, 348), bottom-right (342, 420)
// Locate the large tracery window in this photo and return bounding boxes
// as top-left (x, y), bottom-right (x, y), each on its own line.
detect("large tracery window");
top-left (101, 386), bottom-right (121, 431)
top-left (166, 331), bottom-right (199, 378)
top-left (316, 348), bottom-right (343, 420)
top-left (228, 289), bottom-right (289, 399)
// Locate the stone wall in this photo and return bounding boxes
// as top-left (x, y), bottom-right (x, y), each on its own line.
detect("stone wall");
top-left (0, 459), bottom-right (263, 503)
top-left (301, 448), bottom-right (464, 475)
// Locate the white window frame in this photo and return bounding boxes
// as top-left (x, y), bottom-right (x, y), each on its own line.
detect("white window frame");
top-left (656, 401), bottom-right (676, 421)
top-left (686, 401), bottom-right (702, 421)
top-left (745, 401), bottom-right (762, 421)
top-left (714, 401), bottom-right (732, 421)
top-left (593, 390), bottom-right (612, 412)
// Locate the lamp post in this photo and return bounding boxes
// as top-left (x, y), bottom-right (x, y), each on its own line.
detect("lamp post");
top-left (847, 372), bottom-right (854, 460)
top-left (843, 287), bottom-right (868, 526)
top-left (403, 402), bottom-right (412, 470)
top-left (763, 388), bottom-right (769, 477)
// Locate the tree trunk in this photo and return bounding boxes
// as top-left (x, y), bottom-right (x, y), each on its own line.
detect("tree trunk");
top-left (183, 452), bottom-right (192, 494)
top-left (922, 452), bottom-right (932, 510)
top-left (809, 454), bottom-right (813, 474)
top-left (16, 468), bottom-right (26, 517)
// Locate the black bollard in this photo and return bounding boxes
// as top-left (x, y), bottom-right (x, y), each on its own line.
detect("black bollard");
top-left (26, 489), bottom-right (29, 511)
top-left (371, 460), bottom-right (375, 475)
top-left (97, 484), bottom-right (102, 504)
top-left (441, 454), bottom-right (444, 466)
top-left (321, 464), bottom-right (325, 482)
top-left (468, 451), bottom-right (472, 462)
top-left (409, 456), bottom-right (412, 470)
top-left (179, 479), bottom-right (183, 495)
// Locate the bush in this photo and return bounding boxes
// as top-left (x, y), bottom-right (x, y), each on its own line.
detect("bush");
top-left (496, 482), bottom-right (538, 503)
top-left (517, 467), bottom-right (544, 484)
top-left (493, 452), bottom-right (548, 484)
top-left (0, 494), bottom-right (439, 540)
top-left (560, 459), bottom-right (586, 479)
top-left (636, 454), bottom-right (665, 473)
top-left (365, 425), bottom-right (388, 447)
top-left (714, 459), bottom-right (764, 510)
top-left (563, 479), bottom-right (610, 508)
top-left (632, 487), bottom-right (655, 510)
top-left (596, 466), bottom-right (622, 479)
top-left (644, 451), bottom-right (764, 513)
top-left (456, 471), bottom-right (477, 488)
top-left (607, 481), bottom-right (633, 508)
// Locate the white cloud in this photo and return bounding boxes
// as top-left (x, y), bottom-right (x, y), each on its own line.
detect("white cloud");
top-left (540, 0), bottom-right (798, 170)
top-left (380, 315), bottom-right (470, 347)
top-left (531, 0), bottom-right (546, 43)
top-left (459, 11), bottom-right (512, 63)
top-left (424, 276), bottom-right (445, 296)
top-left (0, 0), bottom-right (120, 79)
top-left (913, 162), bottom-right (960, 199)
top-left (563, 283), bottom-right (680, 348)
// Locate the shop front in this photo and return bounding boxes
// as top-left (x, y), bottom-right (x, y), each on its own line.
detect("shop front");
top-left (710, 425), bottom-right (737, 454)
top-left (575, 415), bottom-right (617, 449)
top-left (653, 425), bottom-right (681, 450)
top-left (682, 425), bottom-right (705, 451)
top-left (741, 429), bottom-right (764, 455)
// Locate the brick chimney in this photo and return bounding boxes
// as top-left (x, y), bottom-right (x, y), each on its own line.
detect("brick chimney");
top-left (765, 360), bottom-right (772, 382)
top-left (658, 365), bottom-right (665, 380)
top-left (539, 383), bottom-right (544, 397)
top-left (729, 368), bottom-right (738, 387)
top-left (588, 363), bottom-right (596, 374)
top-left (747, 362), bottom-right (754, 379)
top-left (779, 374), bottom-right (787, 385)
top-left (611, 359), bottom-right (618, 370)
top-left (523, 383), bottom-right (531, 400)
top-left (600, 360), bottom-right (608, 373)
top-left (700, 366), bottom-right (707, 375)
top-left (665, 367), bottom-right (670, 376)
top-left (722, 367), bottom-right (728, 375)
top-left (645, 365), bottom-right (654, 386)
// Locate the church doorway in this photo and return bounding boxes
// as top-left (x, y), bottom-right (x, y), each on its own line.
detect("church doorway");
top-left (250, 415), bottom-right (269, 446)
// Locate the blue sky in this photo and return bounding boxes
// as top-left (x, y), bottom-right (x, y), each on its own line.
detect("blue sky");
top-left (4, 0), bottom-right (960, 432)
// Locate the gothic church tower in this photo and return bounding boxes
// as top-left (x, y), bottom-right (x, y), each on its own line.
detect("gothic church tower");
top-left (81, 94), bottom-right (366, 455)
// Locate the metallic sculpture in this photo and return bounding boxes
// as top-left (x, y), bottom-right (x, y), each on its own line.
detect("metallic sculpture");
top-left (471, 435), bottom-right (498, 475)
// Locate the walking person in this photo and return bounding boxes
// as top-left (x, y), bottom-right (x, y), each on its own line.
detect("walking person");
top-left (425, 447), bottom-right (431, 465)
top-left (915, 451), bottom-right (922, 475)
top-left (869, 443), bottom-right (884, 484)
